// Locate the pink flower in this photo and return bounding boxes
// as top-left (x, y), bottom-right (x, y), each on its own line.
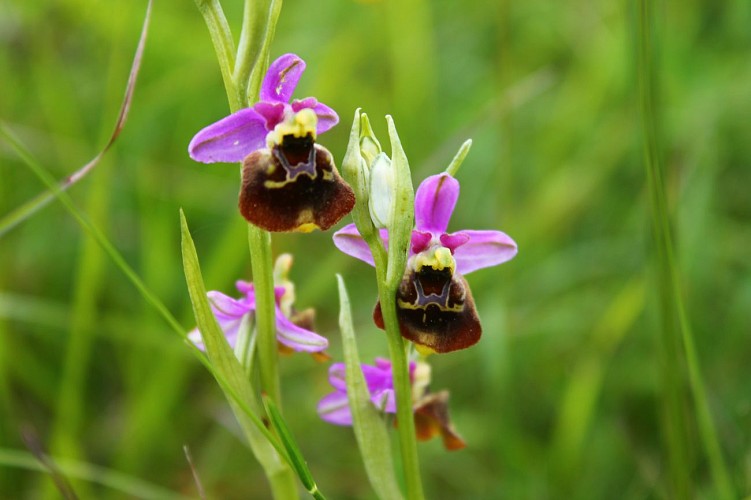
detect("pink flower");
top-left (317, 358), bottom-right (466, 450)
top-left (333, 173), bottom-right (517, 353)
top-left (189, 280), bottom-right (328, 353)
top-left (188, 54), bottom-right (338, 163)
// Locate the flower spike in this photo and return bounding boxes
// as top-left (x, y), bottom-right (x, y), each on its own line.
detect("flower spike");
top-left (333, 143), bottom-right (518, 353)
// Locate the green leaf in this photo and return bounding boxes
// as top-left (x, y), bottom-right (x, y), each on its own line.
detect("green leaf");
top-left (336, 275), bottom-right (404, 500)
top-left (180, 210), bottom-right (298, 498)
top-left (384, 115), bottom-right (414, 288)
top-left (262, 395), bottom-right (327, 500)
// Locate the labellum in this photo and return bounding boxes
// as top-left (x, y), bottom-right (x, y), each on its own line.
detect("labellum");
top-left (239, 131), bottom-right (355, 232)
top-left (374, 246), bottom-right (482, 353)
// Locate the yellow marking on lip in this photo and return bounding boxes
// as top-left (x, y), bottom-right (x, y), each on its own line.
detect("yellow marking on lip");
top-left (267, 108), bottom-right (318, 146)
top-left (414, 246), bottom-right (455, 273)
top-left (295, 222), bottom-right (319, 233)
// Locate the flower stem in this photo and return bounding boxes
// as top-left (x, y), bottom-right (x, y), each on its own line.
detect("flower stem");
top-left (247, 226), bottom-right (281, 404)
top-left (195, 1), bottom-right (294, 497)
top-left (367, 239), bottom-right (424, 500)
top-left (193, 0), bottom-right (237, 107)
top-left (234, 0), bottom-right (270, 101)
top-left (379, 283), bottom-right (424, 500)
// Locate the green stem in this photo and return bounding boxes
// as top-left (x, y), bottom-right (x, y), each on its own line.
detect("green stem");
top-left (194, 0), bottom-right (237, 108)
top-left (247, 226), bottom-right (280, 404)
top-left (194, 0), bottom-right (294, 496)
top-left (246, 0), bottom-right (284, 102)
top-left (367, 239), bottom-right (424, 500)
top-left (379, 284), bottom-right (423, 500)
top-left (235, 0), bottom-right (272, 101)
top-left (228, 0), bottom-right (282, 409)
top-left (636, 1), bottom-right (733, 498)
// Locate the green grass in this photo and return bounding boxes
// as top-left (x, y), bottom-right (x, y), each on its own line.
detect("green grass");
top-left (1, 0), bottom-right (750, 498)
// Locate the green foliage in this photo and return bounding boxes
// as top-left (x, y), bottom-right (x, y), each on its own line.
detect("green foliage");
top-left (1, 0), bottom-right (750, 498)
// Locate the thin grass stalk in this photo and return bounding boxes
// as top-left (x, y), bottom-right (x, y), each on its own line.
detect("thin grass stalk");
top-left (636, 1), bottom-right (733, 498)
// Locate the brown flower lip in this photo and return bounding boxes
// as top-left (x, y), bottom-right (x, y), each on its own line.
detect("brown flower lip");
top-left (239, 135), bottom-right (355, 232)
top-left (374, 266), bottom-right (482, 354)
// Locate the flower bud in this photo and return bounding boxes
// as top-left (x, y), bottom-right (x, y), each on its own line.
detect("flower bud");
top-left (341, 109), bottom-right (376, 238)
top-left (368, 153), bottom-right (395, 229)
top-left (359, 113), bottom-right (382, 168)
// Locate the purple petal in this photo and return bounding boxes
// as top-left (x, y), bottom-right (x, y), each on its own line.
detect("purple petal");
top-left (439, 232), bottom-right (470, 254)
top-left (333, 224), bottom-right (390, 266)
top-left (188, 108), bottom-right (268, 163)
top-left (329, 362), bottom-right (392, 393)
top-left (292, 98), bottom-right (339, 135)
top-left (333, 224), bottom-right (374, 266)
top-left (414, 173), bottom-right (460, 233)
top-left (411, 230), bottom-right (433, 254)
top-left (252, 101), bottom-right (288, 132)
top-left (451, 230), bottom-right (518, 275)
top-left (207, 291), bottom-right (253, 318)
top-left (274, 306), bottom-right (328, 352)
top-left (371, 388), bottom-right (397, 414)
top-left (374, 357), bottom-right (392, 371)
top-left (260, 53), bottom-right (306, 103)
top-left (235, 280), bottom-right (254, 295)
top-left (188, 327), bottom-right (205, 351)
top-left (328, 363), bottom-right (347, 391)
top-left (317, 391), bottom-right (353, 425)
top-left (362, 364), bottom-right (394, 392)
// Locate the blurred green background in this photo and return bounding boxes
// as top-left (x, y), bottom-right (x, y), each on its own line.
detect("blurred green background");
top-left (1, 0), bottom-right (750, 498)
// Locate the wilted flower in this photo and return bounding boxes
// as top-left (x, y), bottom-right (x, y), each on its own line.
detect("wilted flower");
top-left (333, 173), bottom-right (517, 353)
top-left (188, 279), bottom-right (328, 354)
top-left (188, 53), bottom-right (354, 232)
top-left (317, 358), bottom-right (465, 450)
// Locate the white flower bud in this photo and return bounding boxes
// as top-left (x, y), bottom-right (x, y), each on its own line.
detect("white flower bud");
top-left (368, 153), bottom-right (395, 229)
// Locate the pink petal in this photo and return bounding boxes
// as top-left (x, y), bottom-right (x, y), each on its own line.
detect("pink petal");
top-left (451, 230), bottom-right (518, 275)
top-left (292, 98), bottom-right (339, 135)
top-left (252, 101), bottom-right (287, 132)
top-left (362, 364), bottom-right (394, 392)
top-left (333, 224), bottom-right (378, 267)
top-left (235, 280), bottom-right (254, 294)
top-left (371, 388), bottom-right (397, 414)
top-left (414, 173), bottom-right (460, 233)
top-left (439, 232), bottom-right (470, 254)
top-left (274, 306), bottom-right (328, 352)
top-left (188, 108), bottom-right (268, 163)
top-left (317, 391), bottom-right (353, 426)
top-left (411, 230), bottom-right (433, 254)
top-left (260, 53), bottom-right (306, 103)
top-left (328, 363), bottom-right (347, 391)
top-left (187, 327), bottom-right (205, 351)
top-left (374, 357), bottom-right (392, 370)
top-left (207, 291), bottom-right (253, 317)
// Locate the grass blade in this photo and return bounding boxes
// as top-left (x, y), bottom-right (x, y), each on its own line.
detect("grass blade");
top-left (0, 0), bottom-right (152, 238)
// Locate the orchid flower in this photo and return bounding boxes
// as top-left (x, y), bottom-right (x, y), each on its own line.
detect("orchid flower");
top-left (188, 53), bottom-right (354, 232)
top-left (317, 358), bottom-right (465, 450)
top-left (188, 280), bottom-right (328, 354)
top-left (333, 172), bottom-right (518, 353)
